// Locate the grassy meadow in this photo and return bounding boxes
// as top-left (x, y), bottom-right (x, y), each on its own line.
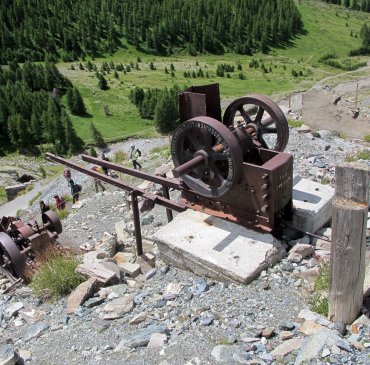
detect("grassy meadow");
top-left (58, 0), bottom-right (370, 144)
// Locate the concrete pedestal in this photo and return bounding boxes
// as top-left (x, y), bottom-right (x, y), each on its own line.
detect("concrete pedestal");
top-left (292, 176), bottom-right (334, 233)
top-left (152, 210), bottom-right (285, 284)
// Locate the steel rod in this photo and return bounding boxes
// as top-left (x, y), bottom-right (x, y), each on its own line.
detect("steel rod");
top-left (45, 153), bottom-right (186, 213)
top-left (81, 154), bottom-right (182, 190)
top-left (162, 184), bottom-right (173, 222)
top-left (282, 221), bottom-right (331, 243)
top-left (172, 154), bottom-right (205, 178)
top-left (131, 191), bottom-right (143, 256)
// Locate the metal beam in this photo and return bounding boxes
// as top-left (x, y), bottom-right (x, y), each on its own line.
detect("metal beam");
top-left (81, 154), bottom-right (183, 190)
top-left (45, 153), bottom-right (186, 213)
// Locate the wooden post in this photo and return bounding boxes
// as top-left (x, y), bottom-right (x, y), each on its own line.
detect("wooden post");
top-left (329, 162), bottom-right (370, 324)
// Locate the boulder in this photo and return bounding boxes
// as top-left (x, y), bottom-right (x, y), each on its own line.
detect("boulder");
top-left (67, 278), bottom-right (100, 314)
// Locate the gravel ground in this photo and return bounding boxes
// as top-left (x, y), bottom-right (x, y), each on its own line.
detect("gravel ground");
top-left (1, 122), bottom-right (370, 365)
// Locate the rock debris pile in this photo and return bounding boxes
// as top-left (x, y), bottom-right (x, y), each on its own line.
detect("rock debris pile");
top-left (0, 128), bottom-right (370, 365)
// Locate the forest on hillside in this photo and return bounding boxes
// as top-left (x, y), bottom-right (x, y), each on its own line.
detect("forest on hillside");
top-left (0, 61), bottom-right (83, 155)
top-left (0, 0), bottom-right (302, 63)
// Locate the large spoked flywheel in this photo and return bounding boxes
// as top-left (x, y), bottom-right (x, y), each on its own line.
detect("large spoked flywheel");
top-left (223, 94), bottom-right (289, 151)
top-left (171, 116), bottom-right (243, 198)
top-left (0, 232), bottom-right (26, 282)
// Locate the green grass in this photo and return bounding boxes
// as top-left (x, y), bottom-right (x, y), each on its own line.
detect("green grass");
top-left (0, 186), bottom-right (6, 205)
top-left (308, 262), bottom-right (330, 316)
top-left (150, 145), bottom-right (171, 159)
top-left (345, 150), bottom-right (370, 162)
top-left (30, 247), bottom-right (83, 299)
top-left (29, 191), bottom-right (42, 206)
top-left (364, 134), bottom-right (370, 142)
top-left (288, 119), bottom-right (304, 128)
top-left (53, 1), bottom-right (370, 146)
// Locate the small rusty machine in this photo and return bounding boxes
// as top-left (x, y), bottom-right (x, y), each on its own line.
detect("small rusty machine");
top-left (46, 83), bottom-right (293, 255)
top-left (0, 210), bottom-right (62, 283)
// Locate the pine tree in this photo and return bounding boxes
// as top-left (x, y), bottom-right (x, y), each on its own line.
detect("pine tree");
top-left (155, 90), bottom-right (179, 133)
top-left (98, 74), bottom-right (108, 90)
top-left (62, 109), bottom-right (82, 154)
top-left (89, 122), bottom-right (106, 148)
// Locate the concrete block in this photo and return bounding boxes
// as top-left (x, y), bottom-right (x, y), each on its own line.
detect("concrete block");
top-left (118, 262), bottom-right (141, 278)
top-left (292, 176), bottom-right (334, 233)
top-left (152, 210), bottom-right (285, 285)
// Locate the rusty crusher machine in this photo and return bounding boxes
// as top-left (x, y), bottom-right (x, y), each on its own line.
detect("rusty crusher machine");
top-left (45, 83), bottom-right (293, 256)
top-left (0, 210), bottom-right (63, 284)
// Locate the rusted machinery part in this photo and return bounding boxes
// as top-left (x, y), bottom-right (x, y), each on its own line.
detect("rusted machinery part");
top-left (42, 210), bottom-right (62, 235)
top-left (0, 232), bottom-right (27, 282)
top-left (171, 116), bottom-right (243, 198)
top-left (222, 94), bottom-right (289, 152)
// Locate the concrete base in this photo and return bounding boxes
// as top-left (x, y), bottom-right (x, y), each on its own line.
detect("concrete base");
top-left (292, 176), bottom-right (334, 233)
top-left (152, 210), bottom-right (285, 284)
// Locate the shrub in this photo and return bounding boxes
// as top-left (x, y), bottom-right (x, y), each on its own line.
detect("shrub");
top-left (30, 247), bottom-right (82, 299)
top-left (29, 191), bottom-right (42, 206)
top-left (364, 134), bottom-right (370, 142)
top-left (345, 150), bottom-right (370, 162)
top-left (38, 166), bottom-right (47, 178)
top-left (288, 119), bottom-right (303, 128)
top-left (308, 263), bottom-right (329, 316)
top-left (114, 150), bottom-right (127, 163)
top-left (89, 146), bottom-right (98, 157)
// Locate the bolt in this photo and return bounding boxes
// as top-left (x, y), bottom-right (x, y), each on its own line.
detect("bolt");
top-left (261, 204), bottom-right (269, 212)
top-left (250, 189), bottom-right (255, 193)
top-left (262, 173), bottom-right (268, 179)
top-left (262, 184), bottom-right (269, 190)
top-left (262, 194), bottom-right (269, 200)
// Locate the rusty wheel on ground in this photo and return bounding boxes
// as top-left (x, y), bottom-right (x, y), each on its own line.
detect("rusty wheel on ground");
top-left (0, 232), bottom-right (26, 282)
top-left (42, 210), bottom-right (62, 234)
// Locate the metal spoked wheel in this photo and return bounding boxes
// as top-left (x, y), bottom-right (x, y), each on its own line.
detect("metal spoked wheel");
top-left (223, 94), bottom-right (289, 151)
top-left (0, 232), bottom-right (26, 282)
top-left (171, 116), bottom-right (243, 198)
top-left (42, 210), bottom-right (62, 234)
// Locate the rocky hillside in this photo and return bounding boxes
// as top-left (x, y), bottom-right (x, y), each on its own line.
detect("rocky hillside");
top-left (0, 125), bottom-right (370, 365)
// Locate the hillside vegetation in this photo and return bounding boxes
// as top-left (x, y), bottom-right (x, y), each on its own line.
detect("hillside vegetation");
top-left (0, 0), bottom-right (301, 63)
top-left (0, 0), bottom-right (370, 152)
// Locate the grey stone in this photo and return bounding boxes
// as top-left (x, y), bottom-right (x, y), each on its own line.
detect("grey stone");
top-left (288, 243), bottom-right (314, 263)
top-left (335, 339), bottom-right (352, 352)
top-left (103, 295), bottom-right (134, 320)
top-left (95, 232), bottom-right (117, 258)
top-left (142, 215), bottom-right (154, 225)
top-left (114, 322), bottom-right (168, 350)
top-left (295, 329), bottom-right (343, 365)
top-left (145, 268), bottom-right (157, 280)
top-left (108, 284), bottom-right (128, 296)
top-left (0, 344), bottom-right (17, 365)
top-left (271, 338), bottom-right (304, 358)
top-left (5, 302), bottom-right (23, 319)
top-left (200, 316), bottom-right (214, 326)
top-left (91, 319), bottom-right (109, 332)
top-left (84, 297), bottom-right (105, 308)
top-left (211, 345), bottom-right (245, 364)
top-left (23, 321), bottom-right (48, 342)
top-left (192, 279), bottom-right (209, 295)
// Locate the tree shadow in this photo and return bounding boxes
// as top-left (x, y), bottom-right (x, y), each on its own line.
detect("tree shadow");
top-left (273, 28), bottom-right (309, 50)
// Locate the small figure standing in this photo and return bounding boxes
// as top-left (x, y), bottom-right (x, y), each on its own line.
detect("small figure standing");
top-left (39, 200), bottom-right (50, 214)
top-left (101, 153), bottom-right (109, 175)
top-left (129, 145), bottom-right (142, 170)
top-left (63, 168), bottom-right (71, 185)
top-left (53, 195), bottom-right (66, 210)
top-left (70, 179), bottom-right (81, 204)
top-left (91, 166), bottom-right (106, 193)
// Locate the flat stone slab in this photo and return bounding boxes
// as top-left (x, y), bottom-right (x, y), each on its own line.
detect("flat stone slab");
top-left (292, 176), bottom-right (334, 233)
top-left (152, 210), bottom-right (285, 284)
